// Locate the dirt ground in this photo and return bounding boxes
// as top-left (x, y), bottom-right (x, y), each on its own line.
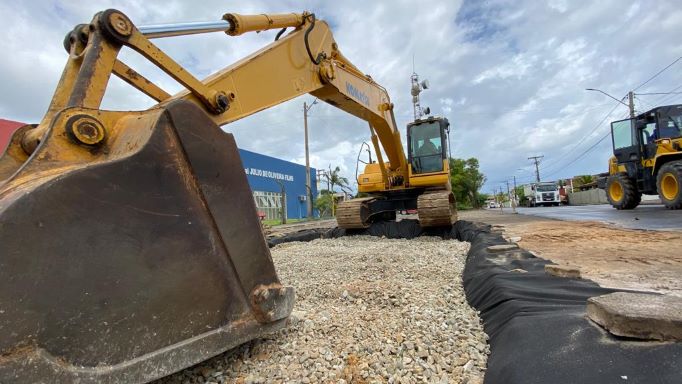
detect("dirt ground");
top-left (460, 209), bottom-right (682, 297)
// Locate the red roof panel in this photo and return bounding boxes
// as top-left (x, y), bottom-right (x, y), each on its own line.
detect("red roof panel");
top-left (0, 119), bottom-right (27, 152)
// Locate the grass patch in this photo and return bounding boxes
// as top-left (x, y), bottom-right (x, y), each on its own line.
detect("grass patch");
top-left (262, 218), bottom-right (307, 226)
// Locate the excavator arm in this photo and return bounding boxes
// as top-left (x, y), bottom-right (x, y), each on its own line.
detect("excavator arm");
top-left (0, 10), bottom-right (413, 384)
top-left (13, 9), bottom-right (407, 189)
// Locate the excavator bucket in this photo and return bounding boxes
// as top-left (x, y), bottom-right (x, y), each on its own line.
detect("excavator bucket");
top-left (0, 101), bottom-right (294, 383)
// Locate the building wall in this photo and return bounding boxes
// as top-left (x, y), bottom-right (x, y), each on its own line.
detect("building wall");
top-left (567, 189), bottom-right (608, 205)
top-left (239, 149), bottom-right (317, 220)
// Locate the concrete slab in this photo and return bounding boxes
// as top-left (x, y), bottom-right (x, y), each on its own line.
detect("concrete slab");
top-left (487, 244), bottom-right (519, 252)
top-left (545, 264), bottom-right (581, 279)
top-left (587, 292), bottom-right (682, 341)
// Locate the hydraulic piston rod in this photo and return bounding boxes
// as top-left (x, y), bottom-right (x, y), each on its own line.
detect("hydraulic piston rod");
top-left (138, 13), bottom-right (306, 39)
top-left (139, 21), bottom-right (231, 38)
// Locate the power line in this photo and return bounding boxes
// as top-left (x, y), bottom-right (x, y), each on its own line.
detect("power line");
top-left (652, 83), bottom-right (682, 105)
top-left (539, 104), bottom-right (626, 179)
top-left (633, 55), bottom-right (682, 91)
top-left (634, 96), bottom-right (656, 113)
top-left (636, 91), bottom-right (682, 96)
top-left (524, 56), bottom-right (682, 182)
top-left (539, 101), bottom-right (621, 172)
top-left (543, 131), bottom-right (611, 179)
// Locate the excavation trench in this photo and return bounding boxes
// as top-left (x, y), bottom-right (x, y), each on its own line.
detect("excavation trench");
top-left (262, 220), bottom-right (682, 384)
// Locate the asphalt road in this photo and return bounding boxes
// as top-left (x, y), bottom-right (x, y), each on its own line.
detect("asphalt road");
top-left (511, 204), bottom-right (682, 231)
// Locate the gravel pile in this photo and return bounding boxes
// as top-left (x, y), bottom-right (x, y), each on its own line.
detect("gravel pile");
top-left (156, 236), bottom-right (488, 384)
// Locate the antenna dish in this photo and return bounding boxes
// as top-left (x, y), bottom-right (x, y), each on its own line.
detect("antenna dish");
top-left (423, 107), bottom-right (431, 115)
top-left (421, 79), bottom-right (430, 90)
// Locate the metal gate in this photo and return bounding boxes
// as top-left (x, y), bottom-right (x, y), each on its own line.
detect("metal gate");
top-left (253, 190), bottom-right (283, 220)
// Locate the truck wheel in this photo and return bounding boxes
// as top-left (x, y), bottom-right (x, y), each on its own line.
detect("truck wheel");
top-left (657, 161), bottom-right (682, 209)
top-left (606, 173), bottom-right (640, 209)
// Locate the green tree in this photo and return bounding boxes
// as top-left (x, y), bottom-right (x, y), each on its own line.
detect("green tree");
top-left (315, 190), bottom-right (334, 217)
top-left (449, 158), bottom-right (487, 209)
top-left (574, 175), bottom-right (594, 187)
top-left (477, 193), bottom-right (489, 208)
top-left (327, 165), bottom-right (349, 193)
top-left (515, 186), bottom-right (525, 202)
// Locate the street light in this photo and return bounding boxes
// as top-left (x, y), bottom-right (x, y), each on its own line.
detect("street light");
top-left (585, 88), bottom-right (634, 118)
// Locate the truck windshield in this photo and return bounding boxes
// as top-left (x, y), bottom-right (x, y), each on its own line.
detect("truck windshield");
top-left (536, 184), bottom-right (557, 192)
top-left (410, 121), bottom-right (443, 173)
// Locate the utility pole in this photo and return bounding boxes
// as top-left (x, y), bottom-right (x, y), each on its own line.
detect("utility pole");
top-left (303, 100), bottom-right (317, 219)
top-left (274, 179), bottom-right (287, 225)
top-left (528, 155), bottom-right (544, 183)
top-left (499, 185), bottom-right (504, 211)
top-left (507, 179), bottom-right (516, 213)
top-left (513, 175), bottom-right (518, 213)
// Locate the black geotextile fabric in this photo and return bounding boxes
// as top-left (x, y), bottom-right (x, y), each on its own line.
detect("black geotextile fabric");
top-left (269, 220), bottom-right (682, 384)
top-left (266, 229), bottom-right (327, 248)
top-left (455, 221), bottom-right (682, 384)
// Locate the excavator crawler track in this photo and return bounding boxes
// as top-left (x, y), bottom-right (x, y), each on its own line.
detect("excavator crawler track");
top-left (417, 191), bottom-right (457, 227)
top-left (336, 197), bottom-right (375, 229)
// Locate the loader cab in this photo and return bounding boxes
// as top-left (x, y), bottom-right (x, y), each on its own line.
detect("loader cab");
top-left (610, 104), bottom-right (682, 193)
top-left (611, 105), bottom-right (682, 165)
top-left (407, 117), bottom-right (449, 174)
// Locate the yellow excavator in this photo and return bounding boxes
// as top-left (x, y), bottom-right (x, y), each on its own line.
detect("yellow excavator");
top-left (338, 113), bottom-right (455, 228)
top-left (0, 9), bottom-right (455, 383)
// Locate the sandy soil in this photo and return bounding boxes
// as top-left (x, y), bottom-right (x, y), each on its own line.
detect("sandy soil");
top-left (460, 209), bottom-right (682, 297)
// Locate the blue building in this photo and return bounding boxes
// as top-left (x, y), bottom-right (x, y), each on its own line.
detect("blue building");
top-left (239, 149), bottom-right (317, 220)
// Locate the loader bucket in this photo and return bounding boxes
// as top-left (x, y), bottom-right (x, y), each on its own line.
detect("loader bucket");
top-left (0, 100), bottom-right (294, 383)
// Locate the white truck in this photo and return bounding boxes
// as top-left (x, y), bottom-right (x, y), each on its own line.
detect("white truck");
top-left (523, 182), bottom-right (561, 207)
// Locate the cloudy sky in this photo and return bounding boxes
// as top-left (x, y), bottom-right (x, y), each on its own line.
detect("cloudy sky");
top-left (2, 0), bottom-right (682, 194)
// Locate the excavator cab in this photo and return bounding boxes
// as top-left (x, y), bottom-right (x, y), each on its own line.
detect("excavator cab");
top-left (407, 116), bottom-right (449, 174)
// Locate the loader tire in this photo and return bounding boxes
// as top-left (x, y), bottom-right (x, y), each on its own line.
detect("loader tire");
top-left (606, 173), bottom-right (640, 210)
top-left (657, 161), bottom-right (682, 209)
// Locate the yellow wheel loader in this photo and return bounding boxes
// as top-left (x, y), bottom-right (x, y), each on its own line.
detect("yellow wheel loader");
top-left (604, 105), bottom-right (682, 209)
top-left (0, 9), bottom-right (455, 383)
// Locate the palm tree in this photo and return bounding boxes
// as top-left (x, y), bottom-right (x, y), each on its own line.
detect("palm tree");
top-left (328, 165), bottom-right (349, 193)
top-left (321, 165), bottom-right (349, 217)
top-left (574, 175), bottom-right (595, 187)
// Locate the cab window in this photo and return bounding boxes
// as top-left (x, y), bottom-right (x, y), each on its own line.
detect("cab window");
top-left (410, 122), bottom-right (443, 173)
top-left (611, 119), bottom-right (634, 149)
top-left (642, 123), bottom-right (656, 144)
